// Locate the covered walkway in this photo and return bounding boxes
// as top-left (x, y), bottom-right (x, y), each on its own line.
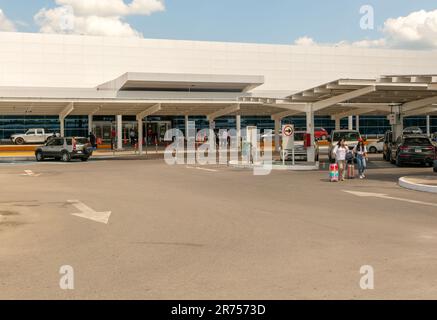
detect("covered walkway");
top-left (0, 73), bottom-right (436, 161)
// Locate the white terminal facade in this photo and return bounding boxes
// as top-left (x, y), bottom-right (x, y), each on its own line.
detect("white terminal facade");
top-left (0, 31), bottom-right (437, 161)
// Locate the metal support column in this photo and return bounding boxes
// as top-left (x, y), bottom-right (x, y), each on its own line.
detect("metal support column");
top-left (116, 115), bottom-right (123, 150)
top-left (274, 118), bottom-right (281, 152)
top-left (348, 116), bottom-right (354, 130)
top-left (138, 118), bottom-right (143, 155)
top-left (306, 104), bottom-right (315, 163)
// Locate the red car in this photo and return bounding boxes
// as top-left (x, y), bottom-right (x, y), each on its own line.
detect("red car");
top-left (314, 127), bottom-right (329, 140)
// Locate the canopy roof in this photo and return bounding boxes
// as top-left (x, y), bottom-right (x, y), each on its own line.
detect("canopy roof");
top-left (0, 74), bottom-right (436, 119)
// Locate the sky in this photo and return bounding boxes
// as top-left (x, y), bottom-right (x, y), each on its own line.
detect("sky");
top-left (0, 0), bottom-right (436, 49)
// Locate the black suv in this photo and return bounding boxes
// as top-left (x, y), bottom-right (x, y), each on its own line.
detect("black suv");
top-left (390, 135), bottom-right (436, 167)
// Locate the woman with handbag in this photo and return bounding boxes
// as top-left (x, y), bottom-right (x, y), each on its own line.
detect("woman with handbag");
top-left (353, 139), bottom-right (368, 179)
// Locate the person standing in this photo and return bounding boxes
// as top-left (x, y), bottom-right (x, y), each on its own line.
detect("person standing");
top-left (111, 128), bottom-right (116, 150)
top-left (89, 132), bottom-right (97, 150)
top-left (129, 129), bottom-right (136, 146)
top-left (354, 139), bottom-right (368, 179)
top-left (332, 139), bottom-right (349, 181)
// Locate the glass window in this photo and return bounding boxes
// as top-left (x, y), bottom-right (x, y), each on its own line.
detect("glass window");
top-left (333, 132), bottom-right (360, 141)
top-left (404, 138), bottom-right (432, 146)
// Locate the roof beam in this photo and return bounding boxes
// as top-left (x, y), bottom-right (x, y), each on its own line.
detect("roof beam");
top-left (207, 104), bottom-right (240, 121)
top-left (271, 110), bottom-right (303, 120)
top-left (331, 108), bottom-right (376, 120)
top-left (402, 96), bottom-right (437, 112)
top-left (136, 103), bottom-right (161, 120)
top-left (313, 85), bottom-right (376, 112)
top-left (266, 103), bottom-right (306, 112)
top-left (89, 105), bottom-right (101, 115)
top-left (337, 103), bottom-right (393, 111)
top-left (59, 102), bottom-right (74, 119)
top-left (404, 106), bottom-right (437, 117)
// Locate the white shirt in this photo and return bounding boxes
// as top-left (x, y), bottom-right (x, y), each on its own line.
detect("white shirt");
top-left (333, 145), bottom-right (348, 161)
top-left (353, 145), bottom-right (367, 156)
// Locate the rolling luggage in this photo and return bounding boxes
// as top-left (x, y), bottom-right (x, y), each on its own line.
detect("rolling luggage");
top-left (329, 163), bottom-right (339, 182)
top-left (347, 163), bottom-right (356, 179)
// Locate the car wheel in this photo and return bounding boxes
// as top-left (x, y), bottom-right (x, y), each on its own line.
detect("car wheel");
top-left (81, 157), bottom-right (89, 162)
top-left (35, 151), bottom-right (44, 162)
top-left (434, 167), bottom-right (437, 173)
top-left (61, 152), bottom-right (71, 162)
top-left (369, 146), bottom-right (377, 154)
top-left (15, 137), bottom-right (25, 145)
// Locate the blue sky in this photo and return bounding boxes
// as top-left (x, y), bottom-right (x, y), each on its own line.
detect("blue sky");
top-left (0, 0), bottom-right (436, 46)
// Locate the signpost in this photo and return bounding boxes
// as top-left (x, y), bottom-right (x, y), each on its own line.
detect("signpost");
top-left (246, 126), bottom-right (257, 164)
top-left (282, 124), bottom-right (295, 165)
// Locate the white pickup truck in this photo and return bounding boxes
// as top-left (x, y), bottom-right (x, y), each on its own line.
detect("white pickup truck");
top-left (10, 128), bottom-right (57, 145)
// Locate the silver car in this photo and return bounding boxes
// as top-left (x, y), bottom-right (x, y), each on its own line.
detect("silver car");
top-left (35, 137), bottom-right (93, 162)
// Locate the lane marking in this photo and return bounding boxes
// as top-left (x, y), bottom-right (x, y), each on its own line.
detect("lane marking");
top-left (21, 170), bottom-right (41, 177)
top-left (186, 166), bottom-right (218, 172)
top-left (67, 200), bottom-right (111, 224)
top-left (343, 190), bottom-right (437, 208)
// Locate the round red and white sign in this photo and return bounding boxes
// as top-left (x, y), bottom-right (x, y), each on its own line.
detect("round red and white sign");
top-left (283, 125), bottom-right (294, 137)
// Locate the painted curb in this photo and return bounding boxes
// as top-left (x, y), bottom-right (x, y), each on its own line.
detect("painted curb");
top-left (399, 177), bottom-right (437, 194)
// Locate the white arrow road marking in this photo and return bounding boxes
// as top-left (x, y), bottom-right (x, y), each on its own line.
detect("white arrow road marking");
top-left (67, 200), bottom-right (111, 224)
top-left (21, 170), bottom-right (41, 177)
top-left (343, 190), bottom-right (437, 208)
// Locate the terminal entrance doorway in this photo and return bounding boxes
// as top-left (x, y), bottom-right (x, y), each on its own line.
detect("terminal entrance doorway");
top-left (92, 120), bottom-right (171, 146)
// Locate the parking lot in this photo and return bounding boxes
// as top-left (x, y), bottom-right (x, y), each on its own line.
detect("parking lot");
top-left (1, 154), bottom-right (437, 300)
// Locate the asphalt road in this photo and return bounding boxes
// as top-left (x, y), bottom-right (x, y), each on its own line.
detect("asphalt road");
top-left (0, 156), bottom-right (436, 300)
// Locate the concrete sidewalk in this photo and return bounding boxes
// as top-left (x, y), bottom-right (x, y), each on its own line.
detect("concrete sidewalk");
top-left (399, 176), bottom-right (437, 193)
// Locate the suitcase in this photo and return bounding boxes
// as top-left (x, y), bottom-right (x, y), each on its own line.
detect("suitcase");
top-left (329, 163), bottom-right (339, 182)
top-left (347, 164), bottom-right (356, 179)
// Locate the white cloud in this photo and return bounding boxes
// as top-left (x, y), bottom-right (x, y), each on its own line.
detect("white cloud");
top-left (0, 8), bottom-right (16, 31)
top-left (294, 36), bottom-right (316, 46)
top-left (55, 0), bottom-right (165, 17)
top-left (382, 9), bottom-right (437, 49)
top-left (34, 0), bottom-right (165, 38)
top-left (294, 9), bottom-right (437, 50)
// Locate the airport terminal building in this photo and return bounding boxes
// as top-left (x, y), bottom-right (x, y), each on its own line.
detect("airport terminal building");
top-left (0, 31), bottom-right (436, 145)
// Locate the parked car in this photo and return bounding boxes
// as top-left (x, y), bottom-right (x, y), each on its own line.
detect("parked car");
top-left (35, 137), bottom-right (93, 162)
top-left (389, 135), bottom-right (435, 167)
top-left (382, 130), bottom-right (393, 161)
top-left (367, 137), bottom-right (384, 153)
top-left (280, 131), bottom-right (319, 162)
top-left (328, 130), bottom-right (361, 162)
top-left (11, 128), bottom-right (56, 145)
top-left (403, 127), bottom-right (423, 135)
top-left (314, 127), bottom-right (329, 141)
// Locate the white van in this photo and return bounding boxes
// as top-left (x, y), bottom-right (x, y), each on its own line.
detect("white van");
top-left (328, 130), bottom-right (361, 162)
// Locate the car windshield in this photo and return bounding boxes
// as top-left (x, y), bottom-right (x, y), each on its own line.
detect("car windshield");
top-left (333, 132), bottom-right (360, 141)
top-left (403, 138), bottom-right (432, 146)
